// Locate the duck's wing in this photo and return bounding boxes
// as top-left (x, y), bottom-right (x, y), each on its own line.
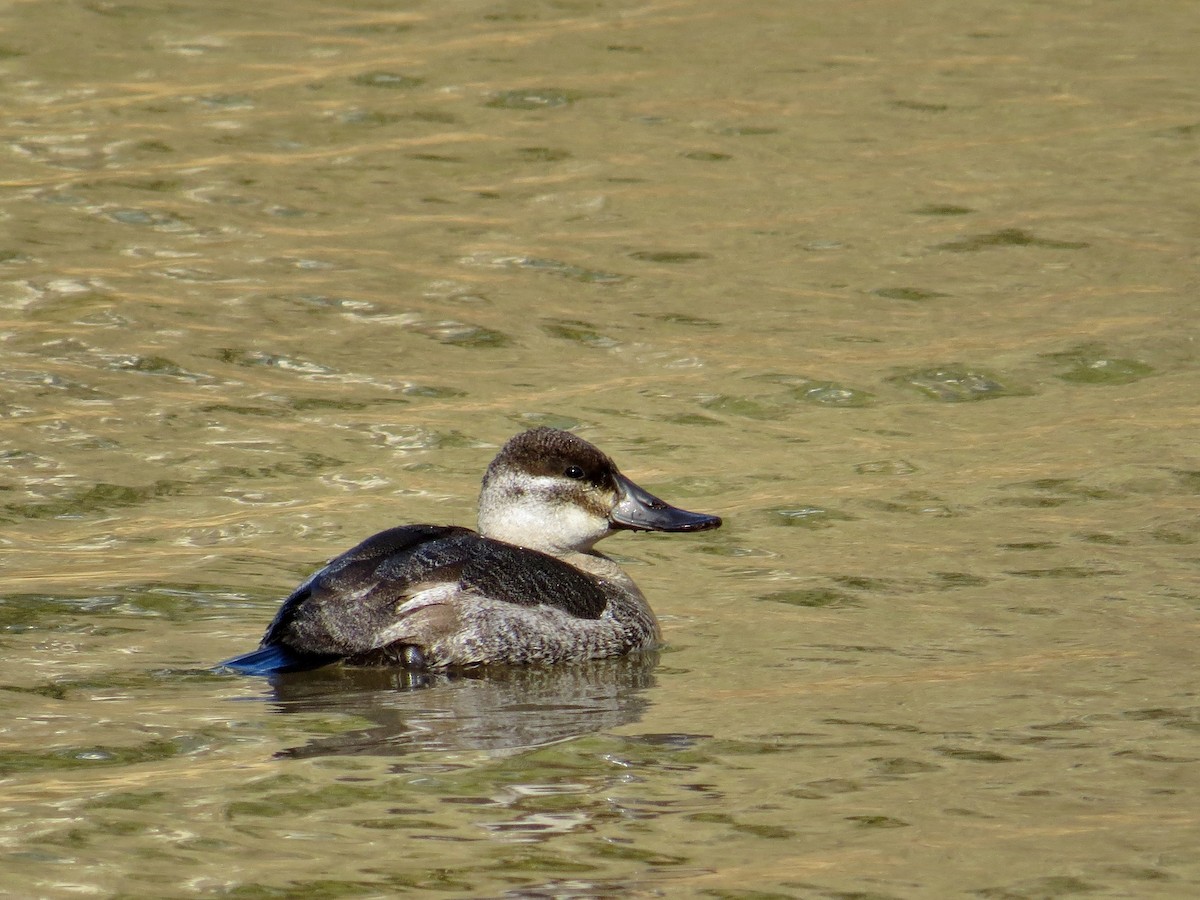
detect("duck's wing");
top-left (219, 525), bottom-right (610, 674)
top-left (218, 525), bottom-right (469, 674)
top-left (402, 534), bottom-right (610, 619)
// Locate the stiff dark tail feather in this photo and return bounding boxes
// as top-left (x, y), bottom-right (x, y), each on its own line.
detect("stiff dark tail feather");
top-left (216, 644), bottom-right (336, 676)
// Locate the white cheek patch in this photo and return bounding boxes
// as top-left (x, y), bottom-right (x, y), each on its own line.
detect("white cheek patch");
top-left (548, 501), bottom-right (606, 541)
top-left (481, 473), bottom-right (612, 551)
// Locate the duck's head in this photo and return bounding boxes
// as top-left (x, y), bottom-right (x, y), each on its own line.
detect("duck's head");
top-left (477, 427), bottom-right (722, 554)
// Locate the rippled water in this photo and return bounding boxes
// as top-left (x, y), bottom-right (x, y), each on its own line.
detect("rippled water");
top-left (2, 0), bottom-right (1198, 896)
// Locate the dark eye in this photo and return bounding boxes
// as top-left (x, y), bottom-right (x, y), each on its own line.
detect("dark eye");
top-left (564, 465), bottom-right (586, 480)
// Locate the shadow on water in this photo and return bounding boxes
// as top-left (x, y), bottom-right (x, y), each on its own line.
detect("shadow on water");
top-left (256, 652), bottom-right (659, 759)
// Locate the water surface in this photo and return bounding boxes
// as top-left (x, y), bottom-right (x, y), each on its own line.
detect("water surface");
top-left (2, 0), bottom-right (1198, 896)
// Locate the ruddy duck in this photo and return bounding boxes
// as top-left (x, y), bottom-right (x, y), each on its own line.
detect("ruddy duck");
top-left (219, 427), bottom-right (722, 674)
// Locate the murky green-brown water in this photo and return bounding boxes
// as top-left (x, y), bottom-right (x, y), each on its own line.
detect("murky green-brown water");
top-left (2, 0), bottom-right (1198, 896)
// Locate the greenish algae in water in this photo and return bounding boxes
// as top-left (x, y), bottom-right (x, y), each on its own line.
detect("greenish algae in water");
top-left (698, 394), bottom-right (790, 419)
top-left (541, 319), bottom-right (620, 348)
top-left (789, 380), bottom-right (875, 407)
top-left (500, 256), bottom-right (628, 284)
top-left (887, 365), bottom-right (1027, 402)
top-left (1043, 344), bottom-right (1155, 385)
top-left (751, 373), bottom-right (874, 407)
top-left (407, 320), bottom-right (511, 348)
top-left (1, 480), bottom-right (186, 522)
top-left (0, 740), bottom-right (189, 777)
top-left (629, 250), bottom-right (712, 263)
top-left (760, 588), bottom-right (862, 608)
top-left (872, 287), bottom-right (949, 301)
top-left (485, 88), bottom-right (581, 109)
top-left (912, 203), bottom-right (973, 216)
top-left (934, 228), bottom-right (1089, 252)
top-left (350, 72), bottom-right (425, 89)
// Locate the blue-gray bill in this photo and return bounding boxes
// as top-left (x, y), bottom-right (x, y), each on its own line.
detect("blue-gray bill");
top-left (609, 473), bottom-right (722, 533)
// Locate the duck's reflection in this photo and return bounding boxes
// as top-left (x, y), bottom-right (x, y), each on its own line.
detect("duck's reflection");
top-left (262, 652), bottom-right (659, 758)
